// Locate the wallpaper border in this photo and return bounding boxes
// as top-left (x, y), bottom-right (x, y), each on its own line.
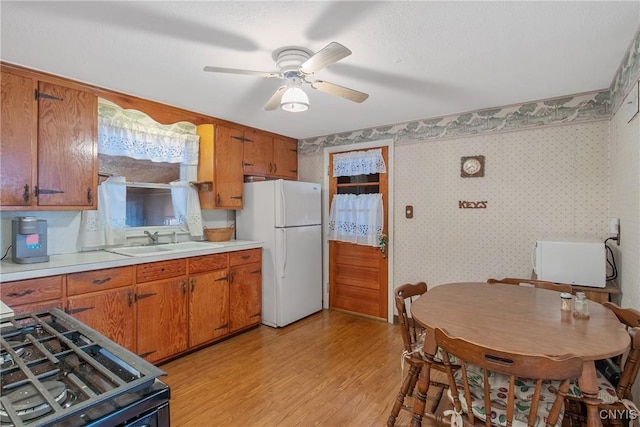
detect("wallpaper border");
top-left (299, 25), bottom-right (640, 157)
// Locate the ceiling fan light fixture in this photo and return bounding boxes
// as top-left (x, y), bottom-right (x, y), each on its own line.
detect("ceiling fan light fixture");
top-left (281, 87), bottom-right (309, 112)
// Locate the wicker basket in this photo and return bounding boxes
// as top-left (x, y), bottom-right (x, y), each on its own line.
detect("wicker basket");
top-left (204, 227), bottom-right (235, 242)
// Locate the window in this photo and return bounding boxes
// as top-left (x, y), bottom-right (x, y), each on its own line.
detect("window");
top-left (125, 185), bottom-right (177, 227)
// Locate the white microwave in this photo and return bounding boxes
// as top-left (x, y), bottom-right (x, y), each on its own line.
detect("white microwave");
top-left (534, 238), bottom-right (606, 288)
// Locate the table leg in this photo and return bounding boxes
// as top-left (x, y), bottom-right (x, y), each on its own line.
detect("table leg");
top-left (580, 360), bottom-right (603, 427)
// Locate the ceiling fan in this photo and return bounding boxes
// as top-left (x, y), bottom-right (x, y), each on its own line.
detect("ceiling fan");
top-left (203, 42), bottom-right (369, 112)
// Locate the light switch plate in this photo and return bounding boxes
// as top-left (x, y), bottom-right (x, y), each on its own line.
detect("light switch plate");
top-left (624, 80), bottom-right (639, 123)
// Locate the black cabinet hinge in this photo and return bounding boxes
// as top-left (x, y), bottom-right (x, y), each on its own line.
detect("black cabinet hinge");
top-left (34, 89), bottom-right (64, 101)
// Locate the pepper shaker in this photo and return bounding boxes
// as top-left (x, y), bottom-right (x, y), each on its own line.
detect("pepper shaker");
top-left (560, 292), bottom-right (572, 312)
top-left (573, 292), bottom-right (590, 319)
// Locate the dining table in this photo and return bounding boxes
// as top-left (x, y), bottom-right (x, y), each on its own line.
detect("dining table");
top-left (409, 282), bottom-right (631, 427)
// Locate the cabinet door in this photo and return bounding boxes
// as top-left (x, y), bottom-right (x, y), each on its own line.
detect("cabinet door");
top-left (242, 130), bottom-right (272, 176)
top-left (67, 289), bottom-right (136, 351)
top-left (37, 81), bottom-right (97, 207)
top-left (136, 278), bottom-right (188, 363)
top-left (229, 262), bottom-right (262, 332)
top-left (189, 270), bottom-right (229, 347)
top-left (272, 137), bottom-right (298, 179)
top-left (1, 71), bottom-right (35, 207)
top-left (214, 124), bottom-right (244, 209)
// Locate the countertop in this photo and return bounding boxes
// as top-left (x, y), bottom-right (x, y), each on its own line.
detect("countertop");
top-left (0, 240), bottom-right (262, 283)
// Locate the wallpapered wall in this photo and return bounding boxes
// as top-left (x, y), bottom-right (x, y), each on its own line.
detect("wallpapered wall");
top-left (299, 27), bottom-right (640, 304)
top-left (299, 120), bottom-right (610, 288)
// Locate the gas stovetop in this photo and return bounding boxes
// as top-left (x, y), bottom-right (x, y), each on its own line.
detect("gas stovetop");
top-left (0, 309), bottom-right (167, 426)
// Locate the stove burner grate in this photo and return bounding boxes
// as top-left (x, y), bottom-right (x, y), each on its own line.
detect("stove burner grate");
top-left (0, 380), bottom-right (66, 423)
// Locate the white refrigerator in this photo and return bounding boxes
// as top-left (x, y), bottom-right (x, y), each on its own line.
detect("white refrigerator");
top-left (236, 180), bottom-right (322, 327)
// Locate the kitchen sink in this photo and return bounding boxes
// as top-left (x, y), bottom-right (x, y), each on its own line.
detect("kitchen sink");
top-left (107, 241), bottom-right (223, 257)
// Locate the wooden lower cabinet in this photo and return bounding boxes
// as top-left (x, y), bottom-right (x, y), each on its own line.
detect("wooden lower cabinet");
top-left (66, 266), bottom-right (136, 351)
top-left (229, 261), bottom-right (262, 332)
top-left (67, 289), bottom-right (136, 350)
top-left (1, 276), bottom-right (63, 315)
top-left (136, 277), bottom-right (189, 363)
top-left (189, 270), bottom-right (229, 347)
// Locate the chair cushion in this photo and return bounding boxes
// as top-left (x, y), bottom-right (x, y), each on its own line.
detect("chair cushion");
top-left (566, 369), bottom-right (619, 405)
top-left (447, 363), bottom-right (564, 427)
top-left (411, 330), bottom-right (459, 365)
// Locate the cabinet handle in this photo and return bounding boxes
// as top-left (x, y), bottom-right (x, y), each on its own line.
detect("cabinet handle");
top-left (231, 135), bottom-right (244, 142)
top-left (290, 169), bottom-right (298, 174)
top-left (91, 277), bottom-right (112, 285)
top-left (66, 306), bottom-right (93, 315)
top-left (273, 163), bottom-right (278, 173)
top-left (214, 276), bottom-right (228, 282)
top-left (22, 185), bottom-right (30, 203)
top-left (190, 277), bottom-right (195, 292)
top-left (269, 162), bottom-right (273, 173)
top-left (229, 271), bottom-right (235, 283)
top-left (241, 255), bottom-right (250, 260)
top-left (251, 269), bottom-right (261, 275)
top-left (183, 279), bottom-right (187, 295)
top-left (128, 291), bottom-right (134, 307)
top-left (230, 195), bottom-right (242, 200)
top-left (216, 193), bottom-right (221, 205)
top-left (6, 289), bottom-right (34, 298)
top-left (214, 323), bottom-right (228, 331)
top-left (243, 162), bottom-right (254, 167)
top-left (135, 292), bottom-right (156, 301)
top-left (87, 187), bottom-right (92, 205)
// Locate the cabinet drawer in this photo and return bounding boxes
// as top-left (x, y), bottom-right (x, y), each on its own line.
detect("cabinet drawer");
top-left (11, 300), bottom-right (63, 316)
top-left (67, 266), bottom-right (134, 296)
top-left (189, 253), bottom-right (228, 274)
top-left (229, 249), bottom-right (261, 266)
top-left (136, 259), bottom-right (187, 283)
top-left (1, 276), bottom-right (63, 306)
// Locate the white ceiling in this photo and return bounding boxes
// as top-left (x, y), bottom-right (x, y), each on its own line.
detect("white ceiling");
top-left (2, 1), bottom-right (639, 140)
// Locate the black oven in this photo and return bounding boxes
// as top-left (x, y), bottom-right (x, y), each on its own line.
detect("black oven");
top-left (0, 309), bottom-right (170, 426)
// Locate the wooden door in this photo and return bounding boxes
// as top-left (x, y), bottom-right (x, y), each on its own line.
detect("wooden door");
top-left (136, 278), bottom-right (188, 363)
top-left (67, 289), bottom-right (136, 351)
top-left (189, 270), bottom-right (229, 347)
top-left (214, 124), bottom-right (244, 209)
top-left (1, 71), bottom-right (35, 207)
top-left (272, 137), bottom-right (298, 179)
top-left (229, 262), bottom-right (262, 332)
top-left (242, 130), bottom-right (272, 176)
top-left (328, 147), bottom-right (389, 319)
top-left (37, 81), bottom-right (97, 207)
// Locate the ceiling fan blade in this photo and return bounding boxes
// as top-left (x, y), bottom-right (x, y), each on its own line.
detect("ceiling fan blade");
top-left (264, 86), bottom-right (288, 111)
top-left (311, 80), bottom-right (369, 103)
top-left (203, 66), bottom-right (280, 79)
top-left (299, 42), bottom-right (351, 74)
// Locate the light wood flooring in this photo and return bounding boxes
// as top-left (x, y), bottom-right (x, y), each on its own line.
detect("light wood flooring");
top-left (160, 309), bottom-right (444, 426)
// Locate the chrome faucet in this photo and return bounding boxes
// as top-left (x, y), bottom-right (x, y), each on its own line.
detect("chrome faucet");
top-left (144, 231), bottom-right (159, 245)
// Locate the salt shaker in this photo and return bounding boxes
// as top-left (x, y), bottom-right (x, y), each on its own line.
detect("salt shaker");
top-left (573, 292), bottom-right (590, 319)
top-left (560, 292), bottom-right (572, 312)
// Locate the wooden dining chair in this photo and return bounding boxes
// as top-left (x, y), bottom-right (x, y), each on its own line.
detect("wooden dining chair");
top-left (487, 277), bottom-right (573, 293)
top-left (564, 302), bottom-right (640, 427)
top-left (435, 327), bottom-right (583, 427)
top-left (387, 282), bottom-right (450, 427)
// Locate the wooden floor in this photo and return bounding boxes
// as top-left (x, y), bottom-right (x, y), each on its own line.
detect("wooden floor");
top-left (160, 309), bottom-right (444, 426)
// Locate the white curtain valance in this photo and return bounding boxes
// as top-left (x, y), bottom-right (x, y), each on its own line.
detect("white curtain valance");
top-left (328, 193), bottom-right (384, 247)
top-left (333, 148), bottom-right (387, 177)
top-left (98, 117), bottom-right (200, 165)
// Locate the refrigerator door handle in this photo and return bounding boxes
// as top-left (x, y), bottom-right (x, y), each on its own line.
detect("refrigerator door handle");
top-left (280, 228), bottom-right (287, 278)
top-left (279, 183), bottom-right (286, 226)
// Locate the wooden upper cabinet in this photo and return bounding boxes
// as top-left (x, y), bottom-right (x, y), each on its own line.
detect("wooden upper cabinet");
top-left (197, 123), bottom-right (244, 210)
top-left (0, 69), bottom-right (97, 210)
top-left (37, 81), bottom-right (97, 207)
top-left (242, 132), bottom-right (298, 180)
top-left (272, 137), bottom-right (298, 180)
top-left (1, 72), bottom-right (36, 207)
top-left (242, 130), bottom-right (273, 176)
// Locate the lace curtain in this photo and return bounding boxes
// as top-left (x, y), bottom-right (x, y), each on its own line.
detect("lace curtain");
top-left (77, 176), bottom-right (127, 249)
top-left (170, 181), bottom-right (204, 237)
top-left (98, 116), bottom-right (200, 166)
top-left (328, 193), bottom-right (383, 247)
top-left (333, 148), bottom-right (386, 177)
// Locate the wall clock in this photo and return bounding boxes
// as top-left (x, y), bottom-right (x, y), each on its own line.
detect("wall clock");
top-left (461, 155), bottom-right (485, 178)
